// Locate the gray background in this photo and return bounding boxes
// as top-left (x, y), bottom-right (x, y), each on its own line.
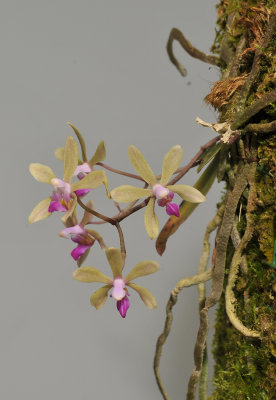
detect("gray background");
top-left (0, 1), bottom-right (222, 399)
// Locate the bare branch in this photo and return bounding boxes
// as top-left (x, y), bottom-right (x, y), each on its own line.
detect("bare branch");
top-left (96, 162), bottom-right (145, 182)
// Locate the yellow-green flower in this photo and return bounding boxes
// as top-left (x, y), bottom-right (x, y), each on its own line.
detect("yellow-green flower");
top-left (111, 145), bottom-right (206, 239)
top-left (73, 247), bottom-right (159, 318)
top-left (55, 123), bottom-right (109, 197)
top-left (29, 136), bottom-right (107, 224)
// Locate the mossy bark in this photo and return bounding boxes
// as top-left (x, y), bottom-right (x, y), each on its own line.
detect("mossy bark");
top-left (208, 1), bottom-right (276, 399)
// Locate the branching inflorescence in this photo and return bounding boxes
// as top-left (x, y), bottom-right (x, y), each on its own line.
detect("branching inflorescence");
top-left (29, 124), bottom-right (209, 318)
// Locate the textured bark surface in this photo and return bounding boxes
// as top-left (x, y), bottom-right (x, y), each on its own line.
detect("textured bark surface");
top-left (208, 1), bottom-right (276, 398)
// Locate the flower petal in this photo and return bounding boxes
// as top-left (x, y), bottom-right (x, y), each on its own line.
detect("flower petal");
top-left (111, 185), bottom-right (151, 202)
top-left (167, 185), bottom-right (206, 203)
top-left (105, 247), bottom-right (123, 278)
top-left (71, 245), bottom-right (91, 261)
top-left (127, 283), bottom-right (157, 309)
top-left (89, 141), bottom-right (106, 166)
top-left (77, 248), bottom-right (90, 268)
top-left (61, 193), bottom-right (78, 223)
top-left (128, 145), bottom-right (157, 185)
top-left (80, 200), bottom-right (94, 226)
top-left (144, 197), bottom-right (159, 239)
top-left (28, 197), bottom-right (52, 224)
top-left (63, 136), bottom-right (79, 183)
top-left (71, 170), bottom-right (106, 191)
top-left (55, 147), bottom-right (64, 161)
top-left (124, 261), bottom-right (159, 283)
top-left (73, 266), bottom-right (112, 284)
top-left (160, 145), bottom-right (183, 185)
top-left (29, 163), bottom-right (56, 184)
top-left (90, 285), bottom-right (111, 309)
top-left (103, 175), bottom-right (111, 199)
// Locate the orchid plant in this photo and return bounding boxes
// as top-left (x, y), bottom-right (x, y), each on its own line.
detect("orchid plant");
top-left (29, 123), bottom-right (209, 318)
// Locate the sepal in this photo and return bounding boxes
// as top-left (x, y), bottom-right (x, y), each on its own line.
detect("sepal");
top-left (28, 197), bottom-right (52, 223)
top-left (29, 163), bottom-right (56, 184)
top-left (127, 283), bottom-right (157, 309)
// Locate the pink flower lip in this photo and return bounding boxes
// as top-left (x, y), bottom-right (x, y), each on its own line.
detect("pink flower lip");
top-left (71, 245), bottom-right (91, 261)
top-left (116, 295), bottom-right (130, 318)
top-left (48, 201), bottom-right (67, 212)
top-left (166, 202), bottom-right (180, 217)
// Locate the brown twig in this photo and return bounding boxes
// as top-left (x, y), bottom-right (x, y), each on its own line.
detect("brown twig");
top-left (96, 162), bottom-right (145, 182)
top-left (168, 135), bottom-right (221, 186)
top-left (116, 222), bottom-right (126, 266)
top-left (77, 197), bottom-right (116, 225)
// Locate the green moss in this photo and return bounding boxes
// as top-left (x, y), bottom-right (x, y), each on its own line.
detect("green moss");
top-left (210, 2), bottom-right (276, 396)
top-left (211, 234), bottom-right (276, 399)
top-left (211, 135), bottom-right (276, 397)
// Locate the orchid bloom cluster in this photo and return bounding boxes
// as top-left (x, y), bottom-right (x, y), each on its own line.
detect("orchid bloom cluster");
top-left (29, 124), bottom-right (206, 318)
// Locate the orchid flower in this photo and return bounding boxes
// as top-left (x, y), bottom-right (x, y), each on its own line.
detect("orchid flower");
top-left (59, 200), bottom-right (96, 264)
top-left (55, 123), bottom-right (109, 197)
top-left (73, 247), bottom-right (159, 318)
top-left (29, 136), bottom-right (107, 224)
top-left (110, 145), bottom-right (206, 239)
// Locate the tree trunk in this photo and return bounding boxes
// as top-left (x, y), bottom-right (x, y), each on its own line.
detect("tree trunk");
top-left (208, 1), bottom-right (276, 398)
